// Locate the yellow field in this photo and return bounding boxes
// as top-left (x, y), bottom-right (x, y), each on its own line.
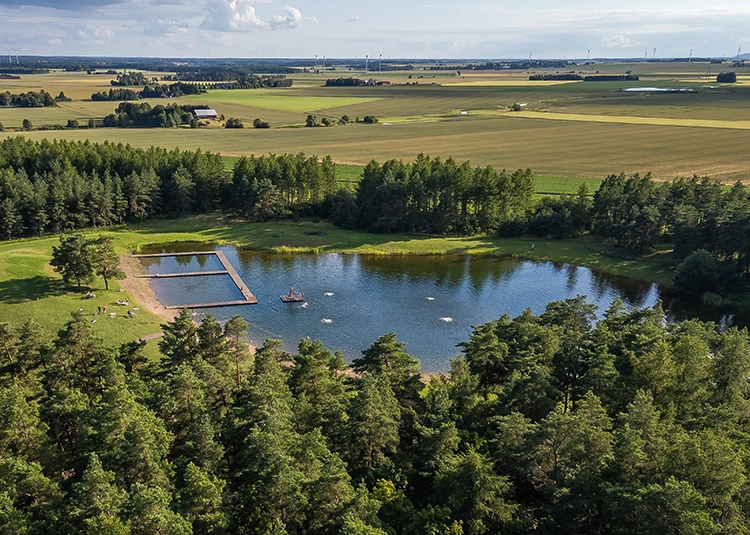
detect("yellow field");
top-left (510, 110), bottom-right (750, 130)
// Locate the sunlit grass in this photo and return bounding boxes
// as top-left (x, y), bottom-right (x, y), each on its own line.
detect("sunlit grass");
top-left (512, 110), bottom-right (750, 130)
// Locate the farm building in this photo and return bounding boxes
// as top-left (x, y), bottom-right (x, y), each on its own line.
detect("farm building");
top-left (194, 109), bottom-right (218, 119)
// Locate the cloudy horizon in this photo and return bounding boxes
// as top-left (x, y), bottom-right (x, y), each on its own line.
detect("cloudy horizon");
top-left (2, 0), bottom-right (748, 60)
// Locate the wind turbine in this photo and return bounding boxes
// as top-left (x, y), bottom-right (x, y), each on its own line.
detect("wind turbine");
top-left (5, 48), bottom-right (11, 64)
top-left (688, 48), bottom-right (693, 63)
top-left (13, 47), bottom-right (20, 64)
top-left (652, 47), bottom-right (656, 60)
top-left (379, 54), bottom-right (382, 76)
top-left (365, 54), bottom-right (369, 74)
top-left (737, 46), bottom-right (742, 62)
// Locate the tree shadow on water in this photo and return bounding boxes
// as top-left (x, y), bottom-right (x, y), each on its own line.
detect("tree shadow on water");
top-left (0, 276), bottom-right (68, 304)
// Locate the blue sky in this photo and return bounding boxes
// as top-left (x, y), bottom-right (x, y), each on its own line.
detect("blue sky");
top-left (3, 0), bottom-right (748, 59)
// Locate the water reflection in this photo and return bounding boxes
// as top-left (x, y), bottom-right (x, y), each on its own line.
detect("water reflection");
top-left (141, 245), bottom-right (744, 373)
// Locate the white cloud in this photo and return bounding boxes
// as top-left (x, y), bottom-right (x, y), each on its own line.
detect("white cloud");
top-left (601, 34), bottom-right (637, 48)
top-left (200, 0), bottom-right (267, 32)
top-left (71, 25), bottom-right (115, 46)
top-left (348, 15), bottom-right (359, 22)
top-left (144, 18), bottom-right (188, 36)
top-left (270, 6), bottom-right (306, 29)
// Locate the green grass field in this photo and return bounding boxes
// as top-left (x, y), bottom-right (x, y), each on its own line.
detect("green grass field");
top-left (1, 63), bottom-right (750, 183)
top-left (185, 90), bottom-right (383, 112)
top-left (12, 115), bottom-right (750, 182)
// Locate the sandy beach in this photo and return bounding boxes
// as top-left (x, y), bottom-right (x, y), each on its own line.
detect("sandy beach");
top-left (119, 254), bottom-right (257, 353)
top-left (119, 254), bottom-right (180, 323)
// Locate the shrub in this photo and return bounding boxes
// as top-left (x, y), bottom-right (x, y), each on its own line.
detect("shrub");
top-left (225, 117), bottom-right (244, 128)
top-left (363, 115), bottom-right (379, 124)
top-left (674, 249), bottom-right (718, 294)
top-left (305, 113), bottom-right (320, 127)
top-left (252, 118), bottom-right (270, 128)
top-left (22, 118), bottom-right (32, 131)
top-left (66, 118), bottom-right (79, 129)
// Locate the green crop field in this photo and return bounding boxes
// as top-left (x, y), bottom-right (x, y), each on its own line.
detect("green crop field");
top-left (0, 63), bottom-right (749, 183)
top-left (185, 90), bottom-right (383, 113)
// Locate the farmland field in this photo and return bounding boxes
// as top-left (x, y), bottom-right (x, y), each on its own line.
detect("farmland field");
top-left (0, 63), bottom-right (749, 183)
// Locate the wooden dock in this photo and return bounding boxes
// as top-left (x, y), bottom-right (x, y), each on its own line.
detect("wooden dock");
top-left (215, 251), bottom-right (257, 303)
top-left (135, 270), bottom-right (228, 278)
top-left (131, 250), bottom-right (258, 308)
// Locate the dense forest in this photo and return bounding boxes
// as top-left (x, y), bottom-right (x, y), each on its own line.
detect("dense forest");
top-left (512, 173), bottom-right (750, 296)
top-left (2, 137), bottom-right (750, 296)
top-left (2, 298), bottom-right (748, 534)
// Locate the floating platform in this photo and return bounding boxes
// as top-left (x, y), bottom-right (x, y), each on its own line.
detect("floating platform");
top-left (131, 251), bottom-right (258, 307)
top-left (280, 289), bottom-right (305, 303)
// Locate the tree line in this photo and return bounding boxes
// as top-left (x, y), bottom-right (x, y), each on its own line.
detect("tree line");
top-left (110, 72), bottom-right (154, 86)
top-left (0, 136), bottom-right (230, 237)
top-left (91, 88), bottom-right (141, 102)
top-left (511, 173), bottom-right (750, 297)
top-left (0, 90), bottom-right (69, 108)
top-left (0, 137), bottom-right (342, 238)
top-left (330, 155), bottom-right (535, 235)
top-left (102, 102), bottom-right (205, 129)
top-left (2, 296), bottom-right (748, 534)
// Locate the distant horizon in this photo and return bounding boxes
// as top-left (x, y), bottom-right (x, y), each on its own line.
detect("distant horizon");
top-left (0, 0), bottom-right (747, 60)
top-left (2, 54), bottom-right (748, 63)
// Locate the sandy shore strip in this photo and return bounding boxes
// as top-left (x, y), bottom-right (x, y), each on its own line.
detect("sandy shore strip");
top-left (119, 254), bottom-right (180, 324)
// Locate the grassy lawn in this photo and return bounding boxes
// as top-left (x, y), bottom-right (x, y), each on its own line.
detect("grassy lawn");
top-left (0, 235), bottom-right (168, 359)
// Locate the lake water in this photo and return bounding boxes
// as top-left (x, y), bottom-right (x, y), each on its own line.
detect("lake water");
top-left (142, 244), bottom-right (735, 373)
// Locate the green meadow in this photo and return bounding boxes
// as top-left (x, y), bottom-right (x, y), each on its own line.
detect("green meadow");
top-left (0, 215), bottom-right (676, 347)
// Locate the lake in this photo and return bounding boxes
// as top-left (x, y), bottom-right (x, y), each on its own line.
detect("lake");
top-left (141, 245), bottom-right (734, 373)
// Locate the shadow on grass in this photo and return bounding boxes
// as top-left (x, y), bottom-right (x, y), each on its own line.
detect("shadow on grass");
top-left (0, 275), bottom-right (67, 304)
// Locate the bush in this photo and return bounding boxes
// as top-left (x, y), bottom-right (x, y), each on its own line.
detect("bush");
top-left (88, 118), bottom-right (95, 129)
top-left (510, 103), bottom-right (522, 112)
top-left (363, 115), bottom-right (379, 124)
top-left (252, 118), bottom-right (270, 128)
top-left (22, 118), bottom-right (32, 131)
top-left (66, 118), bottom-right (79, 129)
top-left (0, 122), bottom-right (4, 132)
top-left (305, 113), bottom-right (320, 127)
top-left (225, 117), bottom-right (244, 128)
top-left (674, 249), bottom-right (718, 294)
